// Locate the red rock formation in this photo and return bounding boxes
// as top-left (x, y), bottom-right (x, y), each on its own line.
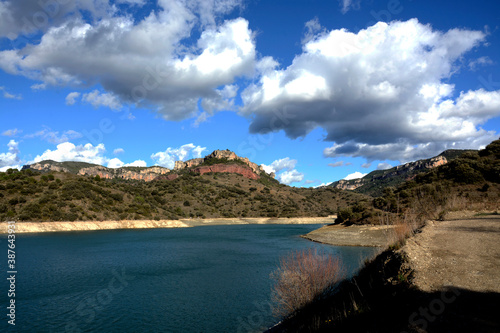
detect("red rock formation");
top-left (155, 174), bottom-right (179, 181)
top-left (191, 164), bottom-right (260, 180)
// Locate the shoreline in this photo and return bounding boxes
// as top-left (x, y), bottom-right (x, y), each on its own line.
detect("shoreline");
top-left (0, 217), bottom-right (335, 234)
top-left (301, 223), bottom-right (396, 247)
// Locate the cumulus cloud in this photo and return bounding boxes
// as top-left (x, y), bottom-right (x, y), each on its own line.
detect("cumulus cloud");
top-left (29, 140), bottom-right (149, 168)
top-left (241, 19), bottom-right (500, 163)
top-left (82, 90), bottom-right (123, 110)
top-left (32, 142), bottom-right (109, 165)
top-left (344, 171), bottom-right (367, 180)
top-left (261, 157), bottom-right (304, 185)
top-left (151, 143), bottom-right (207, 169)
top-left (0, 1), bottom-right (254, 121)
top-left (0, 0), bottom-right (114, 39)
top-left (107, 158), bottom-right (147, 168)
top-left (113, 148), bottom-right (125, 155)
top-left (279, 169), bottom-right (304, 185)
top-left (0, 140), bottom-right (21, 171)
top-left (65, 92), bottom-right (81, 105)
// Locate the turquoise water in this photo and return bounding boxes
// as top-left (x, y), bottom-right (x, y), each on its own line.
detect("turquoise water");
top-left (1, 224), bottom-right (378, 332)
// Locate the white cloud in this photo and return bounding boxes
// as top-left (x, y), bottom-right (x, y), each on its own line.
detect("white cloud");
top-left (261, 157), bottom-right (296, 173)
top-left (261, 157), bottom-right (304, 185)
top-left (113, 148), bottom-right (125, 155)
top-left (65, 92), bottom-right (81, 105)
top-left (107, 158), bottom-right (125, 169)
top-left (2, 128), bottom-right (21, 137)
top-left (315, 181), bottom-right (333, 188)
top-left (25, 128), bottom-right (82, 144)
top-left (82, 90), bottom-right (122, 110)
top-left (0, 1), bottom-right (253, 121)
top-left (241, 19), bottom-right (500, 163)
top-left (279, 169), bottom-right (304, 185)
top-left (0, 140), bottom-right (21, 172)
top-left (302, 17), bottom-right (325, 44)
top-left (343, 171), bottom-right (367, 180)
top-left (151, 143), bottom-right (207, 169)
top-left (361, 163), bottom-right (371, 168)
top-left (124, 160), bottom-right (147, 167)
top-left (32, 142), bottom-right (109, 165)
top-left (377, 163), bottom-right (393, 170)
top-left (107, 158), bottom-right (147, 168)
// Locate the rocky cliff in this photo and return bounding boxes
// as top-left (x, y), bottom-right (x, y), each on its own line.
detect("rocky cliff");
top-left (78, 165), bottom-right (170, 181)
top-left (174, 149), bottom-right (269, 176)
top-left (27, 162), bottom-right (70, 173)
top-left (191, 164), bottom-right (260, 179)
top-left (331, 155), bottom-right (449, 195)
top-left (24, 150), bottom-right (273, 182)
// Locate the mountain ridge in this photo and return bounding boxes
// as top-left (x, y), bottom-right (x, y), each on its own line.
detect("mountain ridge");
top-left (22, 149), bottom-right (275, 182)
top-left (329, 148), bottom-right (474, 196)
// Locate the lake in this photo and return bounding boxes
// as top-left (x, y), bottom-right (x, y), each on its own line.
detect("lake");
top-left (1, 224), bottom-right (378, 332)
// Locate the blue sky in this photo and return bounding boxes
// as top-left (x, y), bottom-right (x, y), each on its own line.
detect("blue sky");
top-left (1, 0), bottom-right (499, 186)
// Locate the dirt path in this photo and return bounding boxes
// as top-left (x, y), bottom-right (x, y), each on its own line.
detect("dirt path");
top-left (403, 215), bottom-right (500, 293)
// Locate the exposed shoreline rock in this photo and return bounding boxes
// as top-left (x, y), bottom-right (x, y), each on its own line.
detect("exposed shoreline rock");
top-left (301, 223), bottom-right (396, 247)
top-left (1, 217), bottom-right (334, 234)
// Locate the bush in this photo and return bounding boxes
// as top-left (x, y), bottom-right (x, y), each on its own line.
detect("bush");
top-left (270, 249), bottom-right (344, 318)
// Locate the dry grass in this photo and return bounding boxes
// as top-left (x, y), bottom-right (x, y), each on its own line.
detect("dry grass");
top-left (270, 248), bottom-right (345, 318)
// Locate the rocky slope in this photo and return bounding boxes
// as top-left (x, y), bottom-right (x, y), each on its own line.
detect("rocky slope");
top-left (77, 165), bottom-right (170, 181)
top-left (329, 154), bottom-right (453, 196)
top-left (174, 149), bottom-right (271, 176)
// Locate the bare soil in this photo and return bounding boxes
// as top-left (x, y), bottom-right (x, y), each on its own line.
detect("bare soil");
top-left (402, 214), bottom-right (500, 293)
top-left (301, 223), bottom-right (395, 247)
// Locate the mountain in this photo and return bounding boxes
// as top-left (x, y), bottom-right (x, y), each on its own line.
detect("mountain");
top-left (329, 149), bottom-right (474, 196)
top-left (3, 151), bottom-right (368, 222)
top-left (23, 149), bottom-right (274, 182)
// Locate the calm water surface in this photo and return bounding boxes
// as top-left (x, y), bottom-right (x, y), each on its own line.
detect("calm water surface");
top-left (1, 224), bottom-right (378, 332)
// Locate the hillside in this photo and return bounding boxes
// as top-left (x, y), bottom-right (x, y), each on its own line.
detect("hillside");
top-left (329, 149), bottom-right (474, 197)
top-left (1, 153), bottom-right (368, 222)
top-left (335, 139), bottom-right (500, 225)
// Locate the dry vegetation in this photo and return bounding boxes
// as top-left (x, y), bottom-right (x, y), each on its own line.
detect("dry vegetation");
top-left (270, 249), bottom-right (345, 318)
top-left (0, 168), bottom-right (368, 222)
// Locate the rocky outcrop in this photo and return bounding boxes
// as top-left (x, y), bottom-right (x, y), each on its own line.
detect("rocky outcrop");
top-left (25, 162), bottom-right (70, 173)
top-left (78, 166), bottom-right (170, 181)
top-left (174, 149), bottom-right (270, 176)
top-left (331, 156), bottom-right (449, 192)
top-left (191, 164), bottom-right (260, 180)
top-left (396, 155), bottom-right (447, 173)
top-left (334, 178), bottom-right (367, 191)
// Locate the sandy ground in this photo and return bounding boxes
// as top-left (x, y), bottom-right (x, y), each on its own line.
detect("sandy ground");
top-left (0, 217), bottom-right (335, 233)
top-left (302, 223), bottom-right (396, 247)
top-left (402, 214), bottom-right (500, 293)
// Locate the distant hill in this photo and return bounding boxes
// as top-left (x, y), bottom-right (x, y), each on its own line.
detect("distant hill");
top-left (329, 149), bottom-right (475, 197)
